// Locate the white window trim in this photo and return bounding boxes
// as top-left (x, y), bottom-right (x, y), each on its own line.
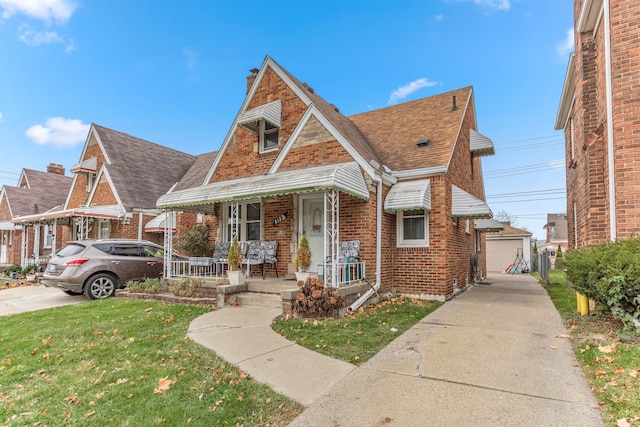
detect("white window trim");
top-left (98, 219), bottom-right (110, 239)
top-left (259, 121), bottom-right (279, 154)
top-left (224, 200), bottom-right (262, 242)
top-left (43, 224), bottom-right (53, 248)
top-left (396, 210), bottom-right (429, 248)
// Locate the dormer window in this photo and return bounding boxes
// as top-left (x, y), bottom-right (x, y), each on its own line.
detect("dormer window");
top-left (237, 100), bottom-right (281, 154)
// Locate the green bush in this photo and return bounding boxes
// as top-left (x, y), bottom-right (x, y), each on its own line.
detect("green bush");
top-left (21, 264), bottom-right (38, 276)
top-left (126, 278), bottom-right (164, 294)
top-left (4, 264), bottom-right (22, 276)
top-left (566, 237), bottom-right (640, 329)
top-left (169, 277), bottom-right (205, 298)
top-left (173, 221), bottom-right (214, 257)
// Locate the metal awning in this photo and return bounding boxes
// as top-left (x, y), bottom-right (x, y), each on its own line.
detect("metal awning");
top-left (237, 100), bottom-right (282, 134)
top-left (452, 185), bottom-right (492, 218)
top-left (12, 204), bottom-right (127, 223)
top-left (0, 221), bottom-right (15, 230)
top-left (384, 180), bottom-right (431, 213)
top-left (71, 157), bottom-right (98, 173)
top-left (157, 162), bottom-right (369, 211)
top-left (474, 218), bottom-right (504, 232)
top-left (144, 211), bottom-right (176, 233)
top-left (470, 130), bottom-right (495, 157)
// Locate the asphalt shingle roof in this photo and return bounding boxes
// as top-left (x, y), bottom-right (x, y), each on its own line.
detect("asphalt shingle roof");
top-left (5, 169), bottom-right (72, 217)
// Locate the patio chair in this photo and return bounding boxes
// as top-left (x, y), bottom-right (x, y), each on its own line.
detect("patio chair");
top-left (211, 241), bottom-right (231, 276)
top-left (324, 240), bottom-right (362, 284)
top-left (243, 240), bottom-right (278, 279)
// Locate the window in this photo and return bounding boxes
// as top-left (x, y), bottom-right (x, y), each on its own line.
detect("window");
top-left (98, 219), bottom-right (110, 239)
top-left (260, 121), bottom-right (279, 153)
top-left (397, 209), bottom-right (429, 247)
top-left (43, 224), bottom-right (53, 248)
top-left (225, 201), bottom-right (262, 241)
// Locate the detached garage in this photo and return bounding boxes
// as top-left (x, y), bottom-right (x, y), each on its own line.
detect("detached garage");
top-left (484, 223), bottom-right (532, 273)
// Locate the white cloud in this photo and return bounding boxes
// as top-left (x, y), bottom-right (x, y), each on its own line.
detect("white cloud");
top-left (25, 117), bottom-right (89, 147)
top-left (556, 27), bottom-right (574, 56)
top-left (0, 0), bottom-right (77, 25)
top-left (434, 14), bottom-right (444, 22)
top-left (18, 25), bottom-right (63, 46)
top-left (451, 0), bottom-right (510, 11)
top-left (388, 78), bottom-right (439, 104)
top-left (0, 112), bottom-right (4, 123)
top-left (183, 48), bottom-right (200, 70)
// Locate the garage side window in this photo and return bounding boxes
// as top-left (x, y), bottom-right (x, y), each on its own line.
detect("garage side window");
top-left (397, 209), bottom-right (429, 248)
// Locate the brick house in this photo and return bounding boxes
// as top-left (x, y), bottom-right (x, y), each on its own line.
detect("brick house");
top-left (158, 56), bottom-right (496, 300)
top-left (555, 0), bottom-right (640, 248)
top-left (540, 213), bottom-right (569, 254)
top-left (0, 164), bottom-right (72, 269)
top-left (12, 124), bottom-right (198, 254)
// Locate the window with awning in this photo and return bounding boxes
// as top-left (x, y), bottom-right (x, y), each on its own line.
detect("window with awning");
top-left (452, 185), bottom-right (492, 218)
top-left (237, 100), bottom-right (282, 153)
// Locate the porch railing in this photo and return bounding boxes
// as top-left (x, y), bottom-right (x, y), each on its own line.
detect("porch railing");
top-left (318, 261), bottom-right (366, 287)
top-left (168, 260), bottom-right (227, 279)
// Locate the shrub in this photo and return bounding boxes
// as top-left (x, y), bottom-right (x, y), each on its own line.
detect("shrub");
top-left (126, 278), bottom-right (164, 294)
top-left (227, 236), bottom-right (242, 271)
top-left (292, 277), bottom-right (345, 317)
top-left (173, 221), bottom-right (214, 257)
top-left (294, 235), bottom-right (312, 272)
top-left (21, 264), bottom-right (38, 276)
top-left (4, 264), bottom-right (22, 277)
top-left (169, 277), bottom-right (205, 298)
top-left (566, 237), bottom-right (640, 330)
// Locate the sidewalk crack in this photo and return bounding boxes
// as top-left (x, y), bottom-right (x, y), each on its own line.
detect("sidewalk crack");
top-left (407, 345), bottom-right (423, 377)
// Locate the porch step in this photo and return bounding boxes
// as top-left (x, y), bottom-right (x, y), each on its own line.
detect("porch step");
top-left (236, 292), bottom-right (282, 309)
top-left (246, 280), bottom-right (299, 294)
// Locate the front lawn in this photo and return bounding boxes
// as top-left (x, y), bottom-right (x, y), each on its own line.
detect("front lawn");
top-left (539, 269), bottom-right (640, 426)
top-left (272, 296), bottom-right (441, 365)
top-left (0, 299), bottom-right (302, 426)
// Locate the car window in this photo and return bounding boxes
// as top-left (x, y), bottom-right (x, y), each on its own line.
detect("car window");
top-left (111, 244), bottom-right (142, 257)
top-left (92, 243), bottom-right (113, 254)
top-left (142, 245), bottom-right (164, 258)
top-left (56, 243), bottom-right (86, 257)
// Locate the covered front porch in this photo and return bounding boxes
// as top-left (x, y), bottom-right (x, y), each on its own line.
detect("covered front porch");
top-left (157, 162), bottom-right (371, 288)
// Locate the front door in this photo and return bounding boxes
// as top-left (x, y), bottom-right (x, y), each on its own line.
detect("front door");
top-left (0, 231), bottom-right (8, 264)
top-left (299, 195), bottom-right (324, 273)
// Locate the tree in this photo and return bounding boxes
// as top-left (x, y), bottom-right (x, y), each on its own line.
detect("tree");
top-left (533, 241), bottom-right (538, 254)
top-left (493, 209), bottom-right (518, 227)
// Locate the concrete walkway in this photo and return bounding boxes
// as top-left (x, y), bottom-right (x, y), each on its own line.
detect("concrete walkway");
top-left (188, 273), bottom-right (603, 426)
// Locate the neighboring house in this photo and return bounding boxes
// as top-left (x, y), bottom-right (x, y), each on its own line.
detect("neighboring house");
top-left (0, 164), bottom-right (72, 269)
top-left (12, 125), bottom-right (198, 256)
top-left (555, 0), bottom-right (640, 248)
top-left (540, 213), bottom-right (569, 254)
top-left (484, 222), bottom-right (532, 273)
top-left (157, 56), bottom-right (496, 300)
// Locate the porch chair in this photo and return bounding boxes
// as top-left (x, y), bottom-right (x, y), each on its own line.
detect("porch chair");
top-left (243, 240), bottom-right (278, 279)
top-left (211, 241), bottom-right (231, 276)
top-left (324, 240), bottom-right (362, 284)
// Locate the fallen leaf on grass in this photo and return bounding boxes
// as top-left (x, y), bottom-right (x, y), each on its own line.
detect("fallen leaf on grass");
top-left (629, 370), bottom-right (638, 378)
top-left (598, 344), bottom-right (616, 353)
top-left (616, 418), bottom-right (631, 427)
top-left (154, 376), bottom-right (176, 394)
top-left (554, 333), bottom-right (571, 339)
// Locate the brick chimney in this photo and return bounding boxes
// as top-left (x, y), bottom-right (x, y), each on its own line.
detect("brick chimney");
top-left (246, 68), bottom-right (259, 94)
top-left (47, 163), bottom-right (65, 175)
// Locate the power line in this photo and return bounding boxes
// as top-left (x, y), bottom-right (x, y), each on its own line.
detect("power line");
top-left (488, 196), bottom-right (566, 204)
top-left (487, 188), bottom-right (566, 198)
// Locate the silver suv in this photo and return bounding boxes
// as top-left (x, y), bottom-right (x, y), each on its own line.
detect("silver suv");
top-left (42, 239), bottom-right (167, 299)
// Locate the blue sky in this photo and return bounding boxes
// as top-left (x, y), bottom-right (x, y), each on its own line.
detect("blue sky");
top-left (0, 0), bottom-right (573, 240)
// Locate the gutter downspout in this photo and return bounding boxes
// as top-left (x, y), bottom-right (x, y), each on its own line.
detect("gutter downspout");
top-left (604, 0), bottom-right (616, 241)
top-left (349, 173), bottom-right (383, 311)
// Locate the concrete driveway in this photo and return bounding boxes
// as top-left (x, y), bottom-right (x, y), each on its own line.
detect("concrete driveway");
top-left (0, 284), bottom-right (87, 316)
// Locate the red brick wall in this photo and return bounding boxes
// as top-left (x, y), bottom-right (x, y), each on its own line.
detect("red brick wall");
top-left (68, 136), bottom-right (105, 209)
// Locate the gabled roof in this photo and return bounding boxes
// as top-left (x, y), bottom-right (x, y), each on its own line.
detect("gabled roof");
top-left (90, 124), bottom-right (197, 211)
top-left (173, 151), bottom-right (218, 192)
top-left (4, 169), bottom-right (72, 218)
top-left (349, 86), bottom-right (473, 173)
top-left (487, 223), bottom-right (532, 237)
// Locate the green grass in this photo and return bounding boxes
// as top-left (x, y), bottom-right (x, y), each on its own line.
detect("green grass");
top-left (272, 296), bottom-right (441, 365)
top-left (0, 298), bottom-right (302, 426)
top-left (540, 269), bottom-right (640, 426)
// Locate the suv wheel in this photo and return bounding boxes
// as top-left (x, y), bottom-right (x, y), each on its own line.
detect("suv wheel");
top-left (84, 273), bottom-right (116, 299)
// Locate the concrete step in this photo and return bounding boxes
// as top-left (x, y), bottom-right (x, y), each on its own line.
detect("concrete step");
top-left (236, 292), bottom-right (282, 309)
top-left (246, 281), bottom-right (299, 294)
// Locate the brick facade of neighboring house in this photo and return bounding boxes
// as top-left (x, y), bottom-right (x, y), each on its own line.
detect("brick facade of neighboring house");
top-left (556, 0), bottom-right (640, 248)
top-left (158, 56), bottom-right (496, 300)
top-left (1, 164), bottom-right (72, 269)
top-left (12, 125), bottom-right (200, 258)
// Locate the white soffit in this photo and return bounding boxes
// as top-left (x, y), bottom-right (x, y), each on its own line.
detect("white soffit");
top-left (157, 162), bottom-right (369, 210)
top-left (470, 130), bottom-right (495, 156)
top-left (237, 100), bottom-right (282, 133)
top-left (0, 221), bottom-right (15, 230)
top-left (452, 185), bottom-right (492, 218)
top-left (144, 211), bottom-right (176, 232)
top-left (384, 180), bottom-right (431, 213)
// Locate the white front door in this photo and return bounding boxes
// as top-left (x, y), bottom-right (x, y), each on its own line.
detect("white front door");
top-left (299, 195), bottom-right (325, 273)
top-left (0, 231), bottom-right (8, 264)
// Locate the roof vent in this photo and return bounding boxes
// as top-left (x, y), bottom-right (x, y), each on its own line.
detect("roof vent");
top-left (451, 95), bottom-right (458, 112)
top-left (302, 82), bottom-right (314, 93)
top-left (249, 68), bottom-right (259, 75)
top-left (416, 139), bottom-right (430, 148)
top-left (329, 103), bottom-right (340, 113)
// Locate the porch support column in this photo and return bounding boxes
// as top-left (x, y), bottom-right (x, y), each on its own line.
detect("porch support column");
top-left (163, 210), bottom-right (173, 278)
top-left (20, 226), bottom-right (27, 268)
top-left (33, 223), bottom-right (41, 265)
top-left (231, 202), bottom-right (240, 239)
top-left (324, 189), bottom-right (339, 287)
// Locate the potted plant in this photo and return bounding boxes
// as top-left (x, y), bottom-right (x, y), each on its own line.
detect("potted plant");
top-left (226, 236), bottom-right (245, 285)
top-left (294, 235), bottom-right (314, 283)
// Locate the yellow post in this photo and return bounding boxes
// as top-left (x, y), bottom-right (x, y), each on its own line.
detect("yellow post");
top-left (576, 293), bottom-right (589, 316)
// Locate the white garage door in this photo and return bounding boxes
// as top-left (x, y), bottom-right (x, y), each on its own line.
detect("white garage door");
top-left (486, 239), bottom-right (523, 272)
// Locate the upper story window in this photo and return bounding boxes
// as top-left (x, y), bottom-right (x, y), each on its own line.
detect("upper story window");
top-left (237, 100), bottom-right (282, 154)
